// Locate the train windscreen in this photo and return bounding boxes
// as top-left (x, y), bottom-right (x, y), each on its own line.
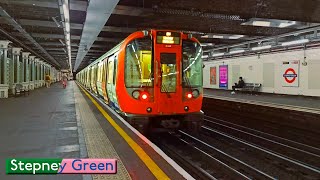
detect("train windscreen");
top-left (182, 40), bottom-right (203, 88)
top-left (125, 37), bottom-right (153, 88)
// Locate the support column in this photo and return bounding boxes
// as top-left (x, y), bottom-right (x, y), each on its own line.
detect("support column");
top-left (39, 60), bottom-right (45, 87)
top-left (10, 47), bottom-right (23, 95)
top-left (51, 66), bottom-right (57, 82)
top-left (22, 52), bottom-right (31, 90)
top-left (0, 40), bottom-right (11, 98)
top-left (34, 58), bottom-right (39, 88)
top-left (29, 56), bottom-right (35, 90)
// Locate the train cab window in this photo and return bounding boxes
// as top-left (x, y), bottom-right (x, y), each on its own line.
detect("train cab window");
top-left (125, 37), bottom-right (153, 87)
top-left (182, 40), bottom-right (203, 87)
top-left (160, 53), bottom-right (177, 93)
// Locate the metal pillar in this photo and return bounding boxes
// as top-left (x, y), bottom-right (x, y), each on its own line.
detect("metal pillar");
top-left (39, 60), bottom-right (45, 87)
top-left (10, 47), bottom-right (23, 95)
top-left (29, 55), bottom-right (35, 90)
top-left (0, 40), bottom-right (11, 98)
top-left (22, 52), bottom-right (31, 90)
top-left (34, 58), bottom-right (39, 88)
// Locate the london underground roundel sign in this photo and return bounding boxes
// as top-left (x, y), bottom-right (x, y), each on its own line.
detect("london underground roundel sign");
top-left (283, 68), bottom-right (298, 83)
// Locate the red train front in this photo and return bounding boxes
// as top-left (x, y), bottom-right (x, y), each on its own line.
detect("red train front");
top-left (77, 29), bottom-right (204, 133)
top-left (116, 29), bottom-right (203, 133)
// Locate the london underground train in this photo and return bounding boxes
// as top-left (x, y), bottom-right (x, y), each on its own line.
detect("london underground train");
top-left (76, 29), bottom-right (203, 133)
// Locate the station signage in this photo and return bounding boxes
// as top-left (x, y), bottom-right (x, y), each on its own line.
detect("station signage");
top-left (219, 65), bottom-right (228, 88)
top-left (281, 60), bottom-right (300, 87)
top-left (210, 67), bottom-right (217, 85)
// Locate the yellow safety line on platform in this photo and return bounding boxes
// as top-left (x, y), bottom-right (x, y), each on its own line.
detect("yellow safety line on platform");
top-left (77, 83), bottom-right (170, 180)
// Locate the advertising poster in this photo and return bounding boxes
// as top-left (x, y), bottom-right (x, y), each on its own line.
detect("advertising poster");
top-left (219, 65), bottom-right (228, 88)
top-left (281, 60), bottom-right (300, 87)
top-left (210, 67), bottom-right (216, 85)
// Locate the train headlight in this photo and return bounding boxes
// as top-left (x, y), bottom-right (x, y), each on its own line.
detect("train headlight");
top-left (184, 106), bottom-right (189, 112)
top-left (141, 93), bottom-right (148, 100)
top-left (186, 93), bottom-right (192, 99)
top-left (132, 90), bottom-right (140, 99)
top-left (192, 89), bottom-right (200, 98)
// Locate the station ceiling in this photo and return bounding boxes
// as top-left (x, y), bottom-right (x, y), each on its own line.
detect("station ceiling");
top-left (0, 0), bottom-right (319, 71)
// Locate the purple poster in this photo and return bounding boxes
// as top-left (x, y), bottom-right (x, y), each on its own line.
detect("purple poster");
top-left (219, 65), bottom-right (228, 88)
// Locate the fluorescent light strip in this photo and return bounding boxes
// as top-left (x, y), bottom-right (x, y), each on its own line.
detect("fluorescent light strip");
top-left (252, 21), bottom-right (271, 27)
top-left (212, 35), bottom-right (224, 39)
top-left (251, 45), bottom-right (272, 51)
top-left (52, 17), bottom-right (60, 27)
top-left (229, 35), bottom-right (244, 39)
top-left (200, 43), bottom-right (214, 47)
top-left (59, 39), bottom-right (65, 46)
top-left (211, 53), bottom-right (225, 57)
top-left (62, 0), bottom-right (72, 70)
top-left (65, 22), bottom-right (70, 33)
top-left (281, 39), bottom-right (309, 46)
top-left (229, 49), bottom-right (245, 54)
top-left (279, 21), bottom-right (296, 28)
top-left (63, 4), bottom-right (69, 20)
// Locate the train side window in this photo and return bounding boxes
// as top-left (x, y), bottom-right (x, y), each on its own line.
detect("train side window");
top-left (108, 60), bottom-right (114, 84)
top-left (113, 55), bottom-right (117, 85)
top-left (103, 59), bottom-right (108, 83)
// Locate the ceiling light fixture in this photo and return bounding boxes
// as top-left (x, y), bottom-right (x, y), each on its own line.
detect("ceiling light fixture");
top-left (211, 53), bottom-right (225, 57)
top-left (252, 21), bottom-right (271, 27)
top-left (251, 45), bottom-right (272, 51)
top-left (59, 39), bottom-right (65, 46)
top-left (281, 39), bottom-right (309, 46)
top-left (229, 35), bottom-right (244, 39)
top-left (279, 21), bottom-right (296, 28)
top-left (212, 35), bottom-right (224, 39)
top-left (200, 43), bottom-right (214, 47)
top-left (52, 17), bottom-right (61, 27)
top-left (229, 49), bottom-right (245, 54)
top-left (60, 0), bottom-right (72, 71)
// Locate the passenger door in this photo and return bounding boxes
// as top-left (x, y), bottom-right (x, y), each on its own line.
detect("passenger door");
top-left (154, 50), bottom-right (182, 114)
top-left (106, 54), bottom-right (119, 109)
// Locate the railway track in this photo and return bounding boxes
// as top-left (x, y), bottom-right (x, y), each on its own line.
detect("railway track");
top-left (151, 132), bottom-right (261, 179)
top-left (200, 115), bottom-right (320, 179)
top-left (202, 97), bottom-right (320, 148)
top-left (151, 115), bottom-right (320, 179)
top-left (204, 115), bottom-right (320, 166)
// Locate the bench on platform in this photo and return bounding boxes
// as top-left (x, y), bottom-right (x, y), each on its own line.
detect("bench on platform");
top-left (235, 83), bottom-right (262, 93)
top-left (15, 84), bottom-right (29, 97)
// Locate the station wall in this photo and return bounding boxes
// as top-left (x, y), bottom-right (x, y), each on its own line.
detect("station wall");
top-left (203, 48), bottom-right (320, 97)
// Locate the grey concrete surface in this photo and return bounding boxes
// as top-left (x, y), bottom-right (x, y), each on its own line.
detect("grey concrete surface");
top-left (204, 88), bottom-right (320, 109)
top-left (0, 82), bottom-right (82, 180)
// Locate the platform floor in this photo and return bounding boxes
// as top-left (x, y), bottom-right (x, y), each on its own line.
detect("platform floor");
top-left (0, 81), bottom-right (187, 180)
top-left (204, 88), bottom-right (320, 110)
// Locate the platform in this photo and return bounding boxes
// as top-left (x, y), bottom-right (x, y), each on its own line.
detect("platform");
top-left (0, 81), bottom-right (189, 180)
top-left (204, 88), bottom-right (320, 114)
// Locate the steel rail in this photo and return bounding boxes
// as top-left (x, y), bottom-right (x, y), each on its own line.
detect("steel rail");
top-left (179, 130), bottom-right (276, 179)
top-left (202, 126), bottom-right (320, 174)
top-left (204, 118), bottom-right (320, 158)
top-left (204, 115), bottom-right (320, 152)
top-left (177, 136), bottom-right (250, 180)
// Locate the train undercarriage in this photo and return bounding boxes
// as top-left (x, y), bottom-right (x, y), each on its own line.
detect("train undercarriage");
top-left (123, 111), bottom-right (204, 134)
